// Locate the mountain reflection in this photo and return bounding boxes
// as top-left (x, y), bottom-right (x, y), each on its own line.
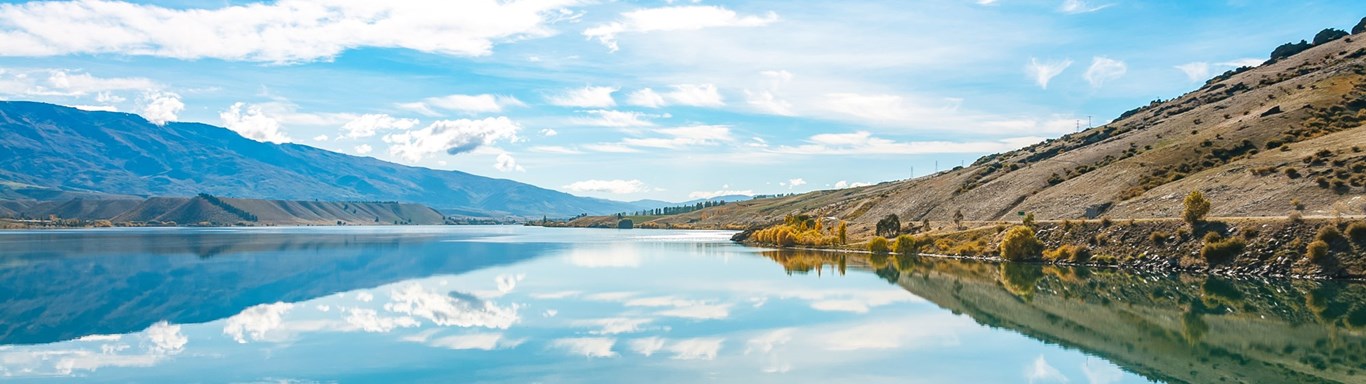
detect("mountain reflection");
top-left (0, 228), bottom-right (560, 345)
top-left (759, 249), bottom-right (1366, 384)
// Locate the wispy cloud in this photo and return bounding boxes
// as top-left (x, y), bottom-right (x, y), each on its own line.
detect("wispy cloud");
top-left (584, 5), bottom-right (779, 52)
top-left (0, 1), bottom-right (579, 63)
top-left (1083, 57), bottom-right (1126, 88)
top-left (1027, 58), bottom-right (1072, 89)
top-left (1059, 0), bottom-right (1113, 14)
top-left (562, 179), bottom-right (649, 194)
top-left (547, 86), bottom-right (618, 108)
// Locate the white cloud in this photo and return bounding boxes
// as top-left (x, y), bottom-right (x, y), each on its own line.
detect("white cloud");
top-left (72, 104), bottom-right (117, 112)
top-left (529, 145), bottom-right (581, 154)
top-left (1217, 58), bottom-right (1264, 68)
top-left (744, 328), bottom-right (793, 355)
top-left (628, 337), bottom-right (667, 357)
top-left (383, 117), bottom-right (521, 162)
top-left (223, 302), bottom-right (293, 343)
top-left (495, 152), bottom-right (526, 172)
top-left (140, 90), bottom-right (183, 126)
top-left (0, 1), bottom-right (585, 63)
top-left (626, 88), bottom-right (667, 107)
top-left (582, 143), bottom-right (642, 153)
top-left (354, 144), bottom-right (373, 155)
top-left (344, 308), bottom-right (420, 333)
top-left (628, 84), bottom-right (724, 108)
top-left (1059, 0), bottom-right (1113, 14)
top-left (551, 337), bottom-right (618, 358)
top-left (144, 321), bottom-right (188, 354)
top-left (399, 94), bottom-right (524, 116)
top-left (428, 333), bottom-right (524, 351)
top-left (547, 86), bottom-right (617, 107)
top-left (1027, 58), bottom-right (1072, 89)
top-left (781, 178), bottom-right (806, 188)
top-left (496, 274), bottom-right (524, 293)
top-left (661, 84), bottom-right (723, 107)
top-left (540, 128), bottom-right (558, 136)
top-left (313, 134), bottom-right (330, 142)
top-left (579, 317), bottom-right (653, 335)
top-left (1173, 62), bottom-right (1208, 82)
top-left (667, 338), bottom-right (724, 360)
top-left (383, 283), bottom-right (520, 329)
top-left (688, 189), bottom-right (754, 199)
top-left (745, 89), bottom-right (793, 115)
top-left (834, 180), bottom-right (871, 189)
top-left (620, 125), bottom-right (732, 149)
top-left (220, 102), bottom-right (293, 143)
top-left (562, 179), bottom-right (649, 194)
top-left (656, 303), bottom-right (731, 320)
top-left (1028, 355), bottom-right (1070, 383)
top-left (43, 70), bottom-right (158, 96)
top-left (1083, 57), bottom-right (1126, 88)
top-left (1080, 358), bottom-right (1124, 384)
top-left (774, 131), bottom-right (1043, 155)
top-left (356, 291), bottom-right (375, 302)
top-left (584, 5), bottom-right (779, 52)
top-left (574, 109), bottom-right (663, 127)
top-left (342, 114), bottom-right (420, 139)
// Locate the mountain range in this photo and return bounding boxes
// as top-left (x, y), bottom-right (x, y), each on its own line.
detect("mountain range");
top-left (0, 102), bottom-right (640, 218)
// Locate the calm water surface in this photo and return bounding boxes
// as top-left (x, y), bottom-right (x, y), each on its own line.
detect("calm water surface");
top-left (0, 226), bottom-right (1362, 383)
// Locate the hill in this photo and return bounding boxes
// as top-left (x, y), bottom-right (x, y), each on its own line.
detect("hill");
top-left (0, 102), bottom-right (635, 218)
top-left (627, 24), bottom-right (1366, 238)
top-left (2, 194), bottom-right (446, 226)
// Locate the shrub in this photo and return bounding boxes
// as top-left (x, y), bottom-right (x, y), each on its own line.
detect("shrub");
top-left (1023, 212), bottom-right (1035, 227)
top-left (1183, 190), bottom-right (1211, 224)
top-left (1044, 244), bottom-right (1091, 262)
top-left (1289, 211), bottom-right (1304, 222)
top-left (868, 236), bottom-right (891, 253)
top-left (1346, 221), bottom-right (1366, 244)
top-left (893, 234), bottom-right (919, 255)
top-left (1201, 233), bottom-right (1246, 263)
top-left (1307, 240), bottom-right (1330, 263)
top-left (1100, 217), bottom-right (1112, 227)
top-left (617, 219), bottom-right (634, 229)
top-left (1150, 231), bottom-right (1170, 245)
top-left (1000, 226), bottom-right (1043, 261)
top-left (1316, 225), bottom-right (1346, 244)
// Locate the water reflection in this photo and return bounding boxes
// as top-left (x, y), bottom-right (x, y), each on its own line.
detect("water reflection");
top-left (0, 227), bottom-right (559, 345)
top-left (761, 249), bottom-right (1366, 383)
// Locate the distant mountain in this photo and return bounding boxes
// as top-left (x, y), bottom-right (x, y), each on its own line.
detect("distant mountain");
top-left (2, 194), bottom-right (444, 226)
top-left (0, 102), bottom-right (635, 217)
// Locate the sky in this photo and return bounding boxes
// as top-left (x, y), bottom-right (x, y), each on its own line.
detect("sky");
top-left (0, 0), bottom-right (1360, 202)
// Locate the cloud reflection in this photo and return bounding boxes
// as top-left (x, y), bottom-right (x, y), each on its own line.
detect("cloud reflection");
top-left (551, 337), bottom-right (618, 358)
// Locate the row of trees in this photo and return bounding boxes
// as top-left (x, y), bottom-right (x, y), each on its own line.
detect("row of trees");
top-left (621, 200), bottom-right (729, 217)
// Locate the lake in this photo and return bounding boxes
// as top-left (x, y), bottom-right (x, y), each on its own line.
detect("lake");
top-left (0, 226), bottom-right (1363, 383)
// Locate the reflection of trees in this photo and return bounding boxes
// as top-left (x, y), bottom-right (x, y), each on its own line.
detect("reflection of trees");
top-left (757, 250), bottom-right (1366, 383)
top-left (998, 263), bottom-right (1043, 300)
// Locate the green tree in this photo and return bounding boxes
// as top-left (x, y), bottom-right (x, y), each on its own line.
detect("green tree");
top-left (1183, 190), bottom-right (1211, 225)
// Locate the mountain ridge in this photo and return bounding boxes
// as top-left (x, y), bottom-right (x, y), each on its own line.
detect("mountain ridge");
top-left (0, 102), bottom-right (635, 218)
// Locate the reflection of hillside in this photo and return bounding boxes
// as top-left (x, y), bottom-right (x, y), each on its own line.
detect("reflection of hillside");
top-left (0, 230), bottom-right (559, 345)
top-left (760, 250), bottom-right (1366, 383)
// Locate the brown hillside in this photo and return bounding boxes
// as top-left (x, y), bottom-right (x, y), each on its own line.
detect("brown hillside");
top-left (635, 31), bottom-right (1366, 237)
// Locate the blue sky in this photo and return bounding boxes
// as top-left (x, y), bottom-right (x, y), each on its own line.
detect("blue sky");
top-left (0, 0), bottom-right (1360, 202)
